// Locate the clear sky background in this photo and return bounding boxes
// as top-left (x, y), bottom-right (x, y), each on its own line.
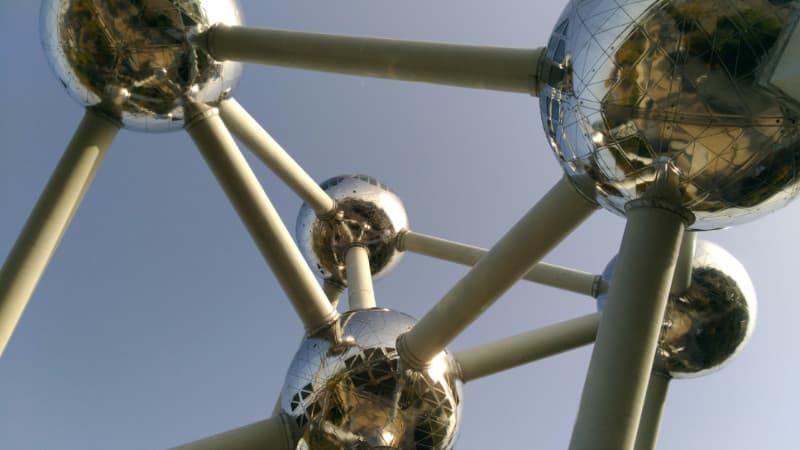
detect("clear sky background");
top-left (0, 1), bottom-right (797, 449)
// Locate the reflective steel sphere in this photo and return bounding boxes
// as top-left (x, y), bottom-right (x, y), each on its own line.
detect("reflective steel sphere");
top-left (281, 308), bottom-right (463, 449)
top-left (598, 240), bottom-right (756, 378)
top-left (541, 0), bottom-right (800, 230)
top-left (296, 175), bottom-right (409, 283)
top-left (40, 0), bottom-right (243, 132)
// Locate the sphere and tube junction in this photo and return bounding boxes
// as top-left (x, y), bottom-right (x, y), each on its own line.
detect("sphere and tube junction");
top-left (281, 308), bottom-right (462, 450)
top-left (296, 175), bottom-right (409, 284)
top-left (598, 239), bottom-right (756, 378)
top-left (541, 0), bottom-right (800, 229)
top-left (40, 0), bottom-right (244, 132)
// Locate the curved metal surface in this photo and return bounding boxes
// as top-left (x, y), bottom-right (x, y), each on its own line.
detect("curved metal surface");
top-left (599, 239), bottom-right (756, 377)
top-left (296, 175), bottom-right (409, 283)
top-left (40, 0), bottom-right (244, 132)
top-left (541, 0), bottom-right (800, 230)
top-left (281, 308), bottom-right (462, 450)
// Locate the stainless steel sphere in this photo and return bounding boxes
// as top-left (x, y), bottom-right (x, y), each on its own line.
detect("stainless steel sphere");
top-left (296, 175), bottom-right (409, 283)
top-left (40, 0), bottom-right (244, 132)
top-left (598, 240), bottom-right (756, 378)
top-left (540, 0), bottom-right (800, 230)
top-left (281, 308), bottom-right (463, 450)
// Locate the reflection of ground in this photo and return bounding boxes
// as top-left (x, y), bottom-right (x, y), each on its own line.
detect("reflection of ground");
top-left (285, 310), bottom-right (461, 450)
top-left (551, 0), bottom-right (800, 220)
top-left (660, 266), bottom-right (751, 375)
top-left (61, 0), bottom-right (213, 116)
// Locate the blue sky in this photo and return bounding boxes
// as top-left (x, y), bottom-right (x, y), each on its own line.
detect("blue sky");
top-left (0, 1), bottom-right (797, 449)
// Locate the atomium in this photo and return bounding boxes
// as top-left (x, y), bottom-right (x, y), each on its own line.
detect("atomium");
top-left (541, 0), bottom-right (800, 230)
top-left (2, 0), bottom-right (796, 448)
top-left (40, 0), bottom-right (244, 131)
top-left (281, 308), bottom-right (462, 450)
top-left (598, 239), bottom-right (756, 377)
top-left (296, 175), bottom-right (409, 283)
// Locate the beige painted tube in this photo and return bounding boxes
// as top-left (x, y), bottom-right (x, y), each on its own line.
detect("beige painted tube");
top-left (218, 99), bottom-right (335, 216)
top-left (670, 231), bottom-right (696, 293)
top-left (200, 26), bottom-right (545, 95)
top-left (631, 230), bottom-right (693, 450)
top-left (0, 108), bottom-right (119, 358)
top-left (397, 177), bottom-right (597, 370)
top-left (455, 312), bottom-right (601, 382)
top-left (323, 278), bottom-right (345, 309)
top-left (171, 415), bottom-right (293, 450)
top-left (633, 371), bottom-right (671, 450)
top-left (569, 206), bottom-right (686, 450)
top-left (185, 103), bottom-right (337, 333)
top-left (397, 230), bottom-right (602, 297)
top-left (345, 246), bottom-right (376, 310)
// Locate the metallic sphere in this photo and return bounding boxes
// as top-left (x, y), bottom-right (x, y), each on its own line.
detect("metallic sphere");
top-left (296, 175), bottom-right (409, 283)
top-left (281, 308), bottom-right (463, 450)
top-left (598, 240), bottom-right (756, 378)
top-left (540, 0), bottom-right (800, 230)
top-left (40, 0), bottom-right (244, 132)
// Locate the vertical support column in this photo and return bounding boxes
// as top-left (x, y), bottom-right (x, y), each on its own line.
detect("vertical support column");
top-left (632, 230), bottom-right (693, 450)
top-left (345, 245), bottom-right (376, 310)
top-left (0, 108), bottom-right (119, 358)
top-left (633, 371), bottom-right (671, 450)
top-left (670, 231), bottom-right (696, 293)
top-left (569, 204), bottom-right (686, 450)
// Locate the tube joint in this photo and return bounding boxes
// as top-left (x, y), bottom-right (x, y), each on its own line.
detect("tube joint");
top-left (396, 332), bottom-right (431, 372)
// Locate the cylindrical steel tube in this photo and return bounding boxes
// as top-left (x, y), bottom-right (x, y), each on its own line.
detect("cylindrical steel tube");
top-left (631, 230), bottom-right (692, 450)
top-left (171, 415), bottom-right (294, 450)
top-left (670, 231), bottom-right (696, 293)
top-left (185, 103), bottom-right (337, 333)
top-left (0, 108), bottom-right (119, 358)
top-left (218, 98), bottom-right (335, 216)
top-left (398, 230), bottom-right (600, 296)
top-left (322, 278), bottom-right (345, 309)
top-left (633, 371), bottom-right (671, 450)
top-left (397, 177), bottom-right (597, 369)
top-left (200, 26), bottom-right (544, 95)
top-left (455, 312), bottom-right (600, 382)
top-left (569, 205), bottom-right (686, 450)
top-left (345, 245), bottom-right (376, 310)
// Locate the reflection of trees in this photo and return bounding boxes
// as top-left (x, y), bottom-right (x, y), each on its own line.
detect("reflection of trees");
top-left (661, 266), bottom-right (751, 374)
top-left (60, 0), bottom-right (216, 116)
top-left (603, 27), bottom-right (649, 130)
top-left (63, 0), bottom-right (117, 93)
top-left (666, 3), bottom-right (704, 32)
top-left (589, 0), bottom-right (799, 219)
top-left (611, 28), bottom-right (647, 101)
top-left (682, 6), bottom-right (782, 79)
top-left (312, 198), bottom-right (395, 280)
top-left (721, 141), bottom-right (800, 207)
top-left (296, 339), bottom-right (459, 448)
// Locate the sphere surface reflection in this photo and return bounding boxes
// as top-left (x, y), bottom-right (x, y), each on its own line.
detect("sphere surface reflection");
top-left (40, 0), bottom-right (243, 132)
top-left (541, 0), bottom-right (800, 229)
top-left (281, 308), bottom-right (462, 449)
top-left (296, 175), bottom-right (409, 284)
top-left (599, 240), bottom-right (756, 378)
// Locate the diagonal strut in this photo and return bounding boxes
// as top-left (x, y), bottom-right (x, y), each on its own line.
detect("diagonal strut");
top-left (396, 177), bottom-right (597, 370)
top-left (184, 101), bottom-right (337, 333)
top-left (0, 108), bottom-right (119, 358)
